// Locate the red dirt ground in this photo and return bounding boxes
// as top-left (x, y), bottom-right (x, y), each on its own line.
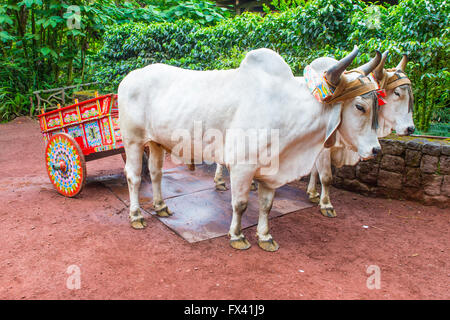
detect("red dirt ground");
top-left (0, 117), bottom-right (448, 300)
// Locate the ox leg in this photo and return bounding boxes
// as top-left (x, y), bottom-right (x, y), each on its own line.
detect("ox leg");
top-left (148, 141), bottom-right (172, 217)
top-left (256, 182), bottom-right (279, 252)
top-left (316, 153), bottom-right (336, 218)
top-left (187, 163), bottom-right (195, 171)
top-left (124, 142), bottom-right (147, 229)
top-left (228, 166), bottom-right (255, 250)
top-left (214, 164), bottom-right (228, 191)
top-left (307, 165), bottom-right (320, 204)
top-left (216, 164), bottom-right (257, 192)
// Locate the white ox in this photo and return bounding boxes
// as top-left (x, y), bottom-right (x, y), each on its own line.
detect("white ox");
top-left (306, 52), bottom-right (415, 217)
top-left (118, 47), bottom-right (381, 251)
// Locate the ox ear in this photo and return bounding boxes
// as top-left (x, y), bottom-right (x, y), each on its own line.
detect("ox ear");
top-left (324, 103), bottom-right (342, 148)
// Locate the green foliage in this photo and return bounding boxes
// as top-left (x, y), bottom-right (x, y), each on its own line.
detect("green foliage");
top-left (414, 123), bottom-right (450, 137)
top-left (93, 0), bottom-right (449, 135)
top-left (0, 87), bottom-right (29, 121)
top-left (0, 0), bottom-right (231, 122)
top-left (1, 0), bottom-right (448, 134)
top-left (157, 0), bottom-right (231, 25)
top-left (263, 0), bottom-right (306, 13)
top-left (349, 0), bottom-right (450, 133)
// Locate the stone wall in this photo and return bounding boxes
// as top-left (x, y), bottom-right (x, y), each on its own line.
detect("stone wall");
top-left (333, 135), bottom-right (450, 208)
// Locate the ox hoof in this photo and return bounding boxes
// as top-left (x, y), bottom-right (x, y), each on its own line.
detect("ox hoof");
top-left (257, 239), bottom-right (279, 252)
top-left (250, 181), bottom-right (258, 191)
top-left (308, 194), bottom-right (320, 204)
top-left (215, 182), bottom-right (228, 191)
top-left (155, 206), bottom-right (172, 217)
top-left (130, 218), bottom-right (147, 229)
top-left (320, 207), bottom-right (337, 218)
top-left (229, 237), bottom-right (251, 250)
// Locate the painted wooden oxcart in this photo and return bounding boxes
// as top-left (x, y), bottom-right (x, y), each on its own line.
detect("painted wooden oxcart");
top-left (38, 93), bottom-right (124, 197)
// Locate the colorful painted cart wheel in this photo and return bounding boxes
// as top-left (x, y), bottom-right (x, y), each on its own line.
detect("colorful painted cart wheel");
top-left (45, 133), bottom-right (86, 197)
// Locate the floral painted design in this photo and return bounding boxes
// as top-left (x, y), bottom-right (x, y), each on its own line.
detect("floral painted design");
top-left (81, 107), bottom-right (98, 119)
top-left (46, 135), bottom-right (83, 196)
top-left (67, 125), bottom-right (84, 138)
top-left (101, 118), bottom-right (113, 144)
top-left (64, 112), bottom-right (79, 124)
top-left (101, 97), bottom-right (111, 114)
top-left (47, 117), bottom-right (61, 128)
top-left (94, 144), bottom-right (115, 152)
top-left (111, 117), bottom-right (122, 142)
top-left (84, 121), bottom-right (102, 147)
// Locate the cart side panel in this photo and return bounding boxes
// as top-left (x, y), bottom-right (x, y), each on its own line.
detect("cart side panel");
top-left (46, 114), bottom-right (62, 129)
top-left (110, 94), bottom-right (123, 147)
top-left (111, 94), bottom-right (118, 116)
top-left (100, 95), bottom-right (112, 115)
top-left (83, 120), bottom-right (103, 150)
top-left (50, 128), bottom-right (66, 136)
top-left (80, 101), bottom-right (100, 120)
top-left (111, 117), bottom-right (123, 148)
top-left (62, 106), bottom-right (80, 126)
top-left (100, 117), bottom-right (114, 146)
top-left (67, 124), bottom-right (86, 150)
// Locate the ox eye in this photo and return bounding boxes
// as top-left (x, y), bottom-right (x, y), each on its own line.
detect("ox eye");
top-left (394, 91), bottom-right (400, 97)
top-left (355, 104), bottom-right (365, 113)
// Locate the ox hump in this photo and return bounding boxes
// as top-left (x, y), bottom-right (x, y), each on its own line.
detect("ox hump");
top-left (239, 48), bottom-right (294, 79)
top-left (309, 57), bottom-right (338, 74)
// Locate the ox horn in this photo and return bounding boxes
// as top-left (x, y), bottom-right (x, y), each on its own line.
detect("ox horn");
top-left (396, 54), bottom-right (408, 71)
top-left (357, 50), bottom-right (382, 76)
top-left (325, 45), bottom-right (359, 87)
top-left (373, 50), bottom-right (389, 80)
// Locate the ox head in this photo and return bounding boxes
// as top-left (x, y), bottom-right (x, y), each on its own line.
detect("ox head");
top-left (372, 53), bottom-right (415, 136)
top-left (324, 47), bottom-right (382, 160)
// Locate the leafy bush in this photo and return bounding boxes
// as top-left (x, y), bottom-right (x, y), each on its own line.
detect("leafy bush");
top-left (0, 0), bottom-right (231, 122)
top-left (93, 0), bottom-right (449, 134)
top-left (155, 0), bottom-right (231, 25)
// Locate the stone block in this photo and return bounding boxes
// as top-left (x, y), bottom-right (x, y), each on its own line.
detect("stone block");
top-left (422, 142), bottom-right (442, 156)
top-left (378, 170), bottom-right (403, 189)
top-left (356, 161), bottom-right (379, 185)
top-left (335, 165), bottom-right (356, 180)
top-left (442, 145), bottom-right (450, 156)
top-left (403, 187), bottom-right (423, 201)
top-left (405, 149), bottom-right (422, 167)
top-left (380, 139), bottom-right (406, 156)
top-left (404, 167), bottom-right (421, 187)
top-left (439, 156), bottom-right (450, 175)
top-left (422, 195), bottom-right (449, 208)
top-left (420, 155), bottom-right (439, 174)
top-left (406, 139), bottom-right (424, 151)
top-left (422, 174), bottom-right (443, 196)
top-left (380, 154), bottom-right (405, 173)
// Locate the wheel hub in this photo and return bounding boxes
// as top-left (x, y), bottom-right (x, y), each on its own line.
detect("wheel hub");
top-left (52, 159), bottom-right (67, 173)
